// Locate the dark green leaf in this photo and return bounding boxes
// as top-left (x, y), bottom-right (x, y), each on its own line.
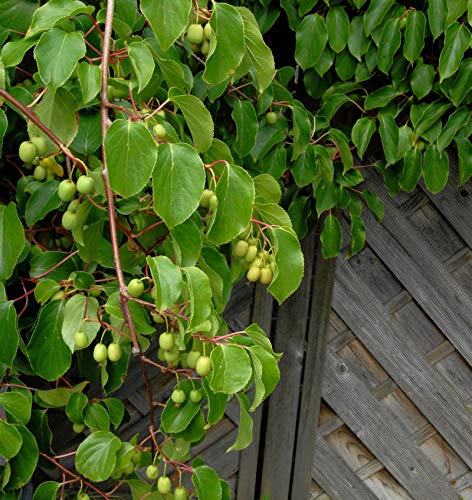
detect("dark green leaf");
top-left (379, 114), bottom-right (399, 166)
top-left (410, 64), bottom-right (435, 100)
top-left (295, 14), bottom-right (327, 69)
top-left (428, 0), bottom-right (447, 39)
top-left (183, 267), bottom-right (212, 332)
top-left (348, 16), bottom-right (370, 61)
top-left (400, 147), bottom-right (423, 192)
top-left (227, 394), bottom-right (253, 451)
top-left (25, 181), bottom-right (61, 227)
top-left (232, 100), bottom-right (258, 157)
top-left (326, 7), bottom-right (350, 53)
top-left (0, 420), bottom-right (23, 459)
top-left (455, 137), bottom-right (472, 185)
top-left (84, 403), bottom-right (110, 431)
top-left (449, 59), bottom-right (472, 106)
top-left (423, 145), bottom-right (449, 193)
top-left (352, 117), bottom-right (376, 159)
top-left (347, 215), bottom-right (366, 258)
top-left (32, 481), bottom-right (61, 500)
top-left (320, 214), bottom-right (342, 259)
top-left (364, 0), bottom-right (396, 35)
top-left (292, 146), bottom-right (316, 186)
top-left (0, 203), bottom-right (26, 282)
top-left (0, 392), bottom-right (31, 425)
top-left (161, 380), bottom-right (201, 433)
top-left (128, 41), bottom-right (155, 92)
top-left (437, 107), bottom-right (470, 153)
top-left (78, 62), bottom-right (101, 104)
top-left (362, 189), bottom-right (384, 222)
top-left (192, 465), bottom-right (222, 500)
top-left (439, 23), bottom-right (471, 81)
top-left (291, 106), bottom-right (312, 161)
top-left (147, 255), bottom-right (182, 312)
top-left (0, 301), bottom-right (19, 367)
top-left (378, 18), bottom-right (401, 74)
top-left (7, 425), bottom-right (38, 489)
top-left (364, 85), bottom-right (400, 111)
top-left (404, 11), bottom-right (426, 63)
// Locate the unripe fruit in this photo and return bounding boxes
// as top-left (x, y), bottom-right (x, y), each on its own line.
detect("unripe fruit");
top-left (62, 211), bottom-right (77, 230)
top-left (51, 290), bottom-right (65, 301)
top-left (89, 285), bottom-right (102, 297)
top-left (77, 493), bottom-right (90, 500)
top-left (156, 110), bottom-right (166, 118)
top-left (58, 179), bottom-right (77, 202)
top-left (164, 345), bottom-right (180, 363)
top-left (187, 24), bottom-right (204, 44)
top-left (244, 245), bottom-right (259, 263)
top-left (157, 476), bottom-right (172, 494)
top-left (247, 266), bottom-right (261, 282)
top-left (417, 140), bottom-right (426, 151)
top-left (175, 486), bottom-right (188, 500)
top-left (250, 257), bottom-right (264, 269)
top-left (201, 40), bottom-right (210, 55)
top-left (122, 462), bottom-right (135, 475)
top-left (196, 355), bottom-right (212, 376)
top-left (74, 331), bottom-right (88, 349)
top-left (33, 165), bottom-right (47, 181)
top-left (209, 194), bottom-right (218, 212)
top-left (259, 267), bottom-right (273, 285)
top-left (111, 469), bottom-right (122, 480)
top-left (399, 17), bottom-right (408, 30)
top-left (76, 175), bottom-right (94, 194)
top-left (157, 347), bottom-right (166, 362)
top-left (60, 236), bottom-right (73, 249)
top-left (46, 171), bottom-right (55, 181)
top-left (200, 189), bottom-right (214, 208)
top-left (204, 23), bottom-right (212, 40)
top-left (23, 79), bottom-right (33, 89)
top-left (93, 343), bottom-right (108, 363)
top-left (233, 240), bottom-right (249, 258)
top-left (30, 136), bottom-right (47, 156)
top-left (19, 141), bottom-right (38, 163)
top-left (171, 389), bottom-right (187, 404)
top-left (67, 199), bottom-right (80, 213)
top-left (153, 123), bottom-right (167, 139)
top-left (131, 450), bottom-right (142, 465)
top-left (266, 112), bottom-right (277, 125)
top-left (146, 465), bottom-right (159, 480)
top-left (187, 350), bottom-right (201, 369)
top-left (107, 343), bottom-right (122, 362)
top-left (153, 314), bottom-right (165, 324)
top-left (190, 389), bottom-right (203, 403)
top-left (159, 332), bottom-right (175, 350)
top-left (73, 422), bottom-right (85, 433)
top-left (127, 278), bottom-right (144, 298)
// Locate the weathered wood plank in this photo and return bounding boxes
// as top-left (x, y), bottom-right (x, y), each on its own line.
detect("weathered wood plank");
top-left (291, 235), bottom-right (337, 500)
top-left (322, 348), bottom-right (459, 499)
top-left (259, 235), bottom-right (316, 500)
top-left (333, 258), bottom-right (472, 469)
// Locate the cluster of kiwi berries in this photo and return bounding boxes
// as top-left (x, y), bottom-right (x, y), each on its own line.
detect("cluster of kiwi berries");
top-left (199, 187), bottom-right (218, 212)
top-left (18, 136), bottom-right (60, 181)
top-left (146, 465), bottom-right (189, 498)
top-left (58, 173), bottom-right (95, 230)
top-left (233, 226), bottom-right (276, 285)
top-left (73, 330), bottom-right (123, 363)
top-left (186, 21), bottom-right (212, 55)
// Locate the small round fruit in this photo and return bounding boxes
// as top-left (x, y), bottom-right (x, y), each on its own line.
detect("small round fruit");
top-left (266, 112), bottom-right (277, 125)
top-left (46, 171), bottom-right (55, 181)
top-left (89, 285), bottom-right (102, 297)
top-left (417, 140), bottom-right (426, 151)
top-left (146, 464), bottom-right (159, 480)
top-left (19, 141), bottom-right (38, 163)
top-left (127, 278), bottom-right (144, 298)
top-left (157, 476), bottom-right (172, 495)
top-left (93, 343), bottom-right (108, 363)
top-left (23, 78), bottom-right (33, 89)
top-left (108, 343), bottom-right (122, 362)
top-left (164, 345), bottom-right (180, 363)
top-left (196, 355), bottom-right (212, 376)
top-left (131, 450), bottom-right (142, 465)
top-left (259, 267), bottom-right (273, 285)
top-left (250, 257), bottom-right (264, 269)
top-left (171, 389), bottom-right (187, 404)
top-left (199, 189), bottom-right (214, 208)
top-left (77, 493), bottom-right (90, 500)
top-left (30, 136), bottom-right (47, 156)
top-left (74, 331), bottom-right (88, 349)
top-left (111, 469), bottom-right (122, 480)
top-left (201, 40), bottom-right (210, 55)
top-left (60, 236), bottom-right (73, 249)
top-left (153, 123), bottom-right (167, 139)
top-left (187, 23), bottom-right (204, 44)
top-left (204, 23), bottom-right (212, 40)
top-left (33, 165), bottom-right (47, 181)
top-left (209, 194), bottom-right (218, 212)
top-left (156, 109), bottom-right (166, 118)
top-left (244, 245), bottom-right (259, 263)
top-left (175, 486), bottom-right (188, 500)
top-left (190, 389), bottom-right (203, 403)
top-left (233, 240), bottom-right (249, 258)
top-left (67, 199), bottom-right (80, 213)
top-left (77, 175), bottom-right (95, 194)
top-left (73, 422), bottom-right (85, 433)
top-left (58, 179), bottom-right (77, 202)
top-left (159, 332), bottom-right (175, 351)
top-left (122, 462), bottom-right (135, 475)
top-left (62, 211), bottom-right (77, 230)
top-left (51, 290), bottom-right (65, 301)
top-left (187, 350), bottom-right (201, 369)
top-left (157, 347), bottom-right (166, 362)
top-left (399, 17), bottom-right (408, 29)
top-left (247, 266), bottom-right (261, 282)
top-left (153, 314), bottom-right (165, 324)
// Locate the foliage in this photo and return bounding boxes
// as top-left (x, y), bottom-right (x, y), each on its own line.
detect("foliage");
top-left (0, 0), bottom-right (470, 497)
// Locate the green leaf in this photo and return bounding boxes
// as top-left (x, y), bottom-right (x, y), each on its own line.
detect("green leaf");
top-left (232, 100), bottom-right (258, 157)
top-left (248, 345), bottom-right (280, 409)
top-left (315, 145), bottom-right (334, 183)
top-left (400, 147), bottom-right (423, 192)
top-left (171, 215), bottom-right (203, 267)
top-left (0, 420), bottom-right (23, 459)
top-left (404, 11), bottom-right (426, 63)
top-left (27, 0), bottom-right (94, 37)
top-left (364, 0), bottom-right (396, 35)
top-left (377, 18), bottom-right (401, 74)
top-left (423, 145), bottom-right (449, 194)
top-left (203, 3), bottom-right (245, 85)
top-left (254, 202), bottom-right (293, 228)
top-left (25, 181), bottom-right (62, 227)
top-left (414, 101), bottom-right (451, 139)
top-left (78, 62), bottom-right (101, 104)
top-left (75, 431), bottom-right (121, 482)
top-left (32, 481), bottom-right (61, 500)
top-left (238, 7), bottom-right (275, 93)
top-left (61, 294), bottom-right (100, 352)
top-left (84, 403), bottom-right (110, 431)
top-left (326, 7), bottom-right (349, 53)
top-left (198, 247), bottom-right (231, 313)
top-left (27, 300), bottom-right (71, 381)
top-left (105, 293), bottom-right (154, 335)
top-left (347, 215), bottom-right (366, 258)
top-left (1, 36), bottom-right (41, 68)
top-left (327, 128), bottom-right (353, 173)
top-left (410, 64), bottom-right (435, 100)
top-left (104, 119), bottom-right (157, 198)
top-left (439, 23), bottom-right (471, 81)
top-left (170, 94), bottom-right (214, 153)
top-left (227, 394), bottom-right (253, 451)
top-left (0, 392), bottom-right (31, 425)
top-left (314, 47), bottom-right (335, 76)
top-left (320, 214), bottom-right (342, 259)
top-left (72, 111), bottom-right (102, 155)
top-left (66, 392), bottom-right (88, 424)
top-left (140, 0), bottom-right (192, 51)
top-left (348, 16), bottom-right (370, 61)
top-left (207, 164), bottom-right (255, 245)
top-left (128, 41), bottom-right (154, 92)
top-left (147, 255), bottom-right (182, 312)
top-left (0, 203), bottom-right (25, 282)
top-left (295, 14), bottom-right (327, 69)
top-left (104, 398), bottom-right (125, 429)
top-left (7, 425), bottom-right (38, 489)
top-left (0, 109), bottom-right (7, 155)
top-left (183, 267), bottom-right (212, 331)
top-left (437, 107), bottom-right (470, 153)
top-left (291, 106), bottom-right (312, 161)
top-left (267, 227), bottom-right (304, 304)
top-left (291, 146), bottom-right (317, 186)
top-left (0, 301), bottom-right (19, 367)
top-left (161, 380), bottom-right (201, 433)
top-left (0, 0), bottom-right (38, 34)
top-left (379, 114), bottom-right (399, 166)
top-left (34, 28), bottom-right (85, 90)
top-left (428, 0), bottom-right (448, 39)
top-left (254, 174), bottom-right (281, 204)
top-left (35, 382), bottom-right (88, 408)
top-left (203, 378), bottom-right (227, 427)
top-left (153, 142), bottom-right (205, 228)
top-left (364, 85), bottom-right (400, 111)
top-left (315, 178), bottom-right (337, 215)
top-left (449, 59), bottom-right (472, 106)
top-left (362, 189), bottom-right (384, 222)
top-left (456, 137), bottom-right (472, 185)
top-left (352, 117), bottom-right (376, 160)
top-left (192, 465), bottom-right (222, 500)
top-left (210, 344), bottom-right (252, 393)
top-left (28, 409), bottom-right (53, 454)
top-left (335, 50), bottom-right (357, 81)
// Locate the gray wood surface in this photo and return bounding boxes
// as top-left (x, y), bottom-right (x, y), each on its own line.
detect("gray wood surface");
top-left (333, 258), bottom-right (472, 470)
